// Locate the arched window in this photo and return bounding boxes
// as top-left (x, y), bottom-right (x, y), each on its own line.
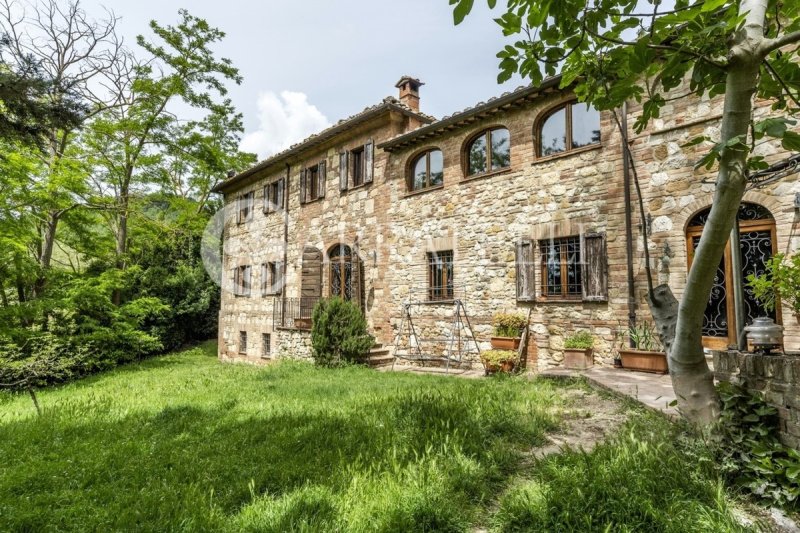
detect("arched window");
top-left (409, 149), bottom-right (444, 191)
top-left (466, 127), bottom-right (510, 176)
top-left (538, 102), bottom-right (600, 157)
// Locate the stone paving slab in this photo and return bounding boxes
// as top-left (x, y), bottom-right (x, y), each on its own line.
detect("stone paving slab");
top-left (541, 367), bottom-right (679, 419)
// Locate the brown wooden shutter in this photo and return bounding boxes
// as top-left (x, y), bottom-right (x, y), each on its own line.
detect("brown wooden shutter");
top-left (244, 265), bottom-right (252, 296)
top-left (318, 161), bottom-right (326, 199)
top-left (301, 247), bottom-right (322, 299)
top-left (516, 239), bottom-right (536, 301)
top-left (581, 232), bottom-right (608, 302)
top-left (339, 150), bottom-right (349, 192)
top-left (364, 140), bottom-right (374, 184)
top-left (275, 261), bottom-right (284, 295)
top-left (351, 251), bottom-right (363, 310)
top-left (299, 169), bottom-right (307, 204)
top-left (263, 186), bottom-right (270, 213)
top-left (279, 178), bottom-right (285, 209)
top-left (261, 264), bottom-right (267, 295)
top-left (232, 268), bottom-right (239, 296)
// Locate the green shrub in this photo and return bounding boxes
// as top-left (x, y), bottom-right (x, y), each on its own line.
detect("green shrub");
top-left (715, 382), bottom-right (800, 507)
top-left (492, 312), bottom-right (527, 338)
top-left (480, 349), bottom-right (517, 366)
top-left (748, 252), bottom-right (800, 314)
top-left (564, 330), bottom-right (594, 350)
top-left (310, 297), bottom-right (374, 367)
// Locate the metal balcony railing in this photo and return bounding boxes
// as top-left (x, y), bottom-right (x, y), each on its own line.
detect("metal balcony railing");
top-left (273, 297), bottom-right (321, 330)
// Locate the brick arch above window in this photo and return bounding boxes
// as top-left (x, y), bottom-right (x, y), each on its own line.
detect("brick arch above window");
top-left (462, 125), bottom-right (511, 178)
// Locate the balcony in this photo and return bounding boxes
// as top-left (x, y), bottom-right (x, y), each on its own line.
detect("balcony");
top-left (273, 297), bottom-right (320, 330)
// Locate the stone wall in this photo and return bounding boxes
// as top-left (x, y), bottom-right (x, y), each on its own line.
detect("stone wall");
top-left (714, 350), bottom-right (800, 449)
top-left (218, 78), bottom-right (800, 370)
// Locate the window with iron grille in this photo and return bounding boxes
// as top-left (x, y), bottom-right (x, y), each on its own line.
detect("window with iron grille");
top-left (262, 333), bottom-right (271, 358)
top-left (427, 250), bottom-right (454, 301)
top-left (239, 331), bottom-right (247, 354)
top-left (539, 237), bottom-right (582, 299)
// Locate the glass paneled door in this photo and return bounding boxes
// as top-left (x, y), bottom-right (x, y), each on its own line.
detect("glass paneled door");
top-left (686, 203), bottom-right (779, 350)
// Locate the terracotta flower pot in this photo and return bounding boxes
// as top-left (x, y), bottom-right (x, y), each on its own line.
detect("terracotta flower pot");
top-left (563, 348), bottom-right (594, 370)
top-left (491, 336), bottom-right (521, 350)
top-left (618, 349), bottom-right (668, 374)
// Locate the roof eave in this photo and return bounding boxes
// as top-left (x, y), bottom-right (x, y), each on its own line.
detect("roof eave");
top-left (378, 75), bottom-right (564, 153)
top-left (212, 102), bottom-right (433, 194)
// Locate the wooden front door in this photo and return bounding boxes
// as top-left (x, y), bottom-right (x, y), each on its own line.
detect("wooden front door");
top-left (686, 203), bottom-right (779, 349)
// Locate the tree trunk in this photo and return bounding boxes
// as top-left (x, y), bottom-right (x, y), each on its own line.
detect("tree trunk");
top-left (658, 0), bottom-right (768, 426)
top-left (112, 181), bottom-right (130, 306)
top-left (33, 211), bottom-right (60, 298)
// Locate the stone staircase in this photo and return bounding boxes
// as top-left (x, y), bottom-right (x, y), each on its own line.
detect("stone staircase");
top-left (366, 343), bottom-right (394, 368)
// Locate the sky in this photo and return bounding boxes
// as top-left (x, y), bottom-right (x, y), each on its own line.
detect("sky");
top-left (79, 0), bottom-right (524, 159)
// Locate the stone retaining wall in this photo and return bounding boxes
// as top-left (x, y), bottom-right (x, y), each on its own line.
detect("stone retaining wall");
top-left (713, 350), bottom-right (800, 449)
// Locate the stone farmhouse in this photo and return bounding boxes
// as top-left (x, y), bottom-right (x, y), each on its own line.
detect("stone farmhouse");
top-left (213, 75), bottom-right (800, 369)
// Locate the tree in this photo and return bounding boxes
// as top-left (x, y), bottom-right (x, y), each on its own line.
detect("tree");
top-left (0, 0), bottom-right (123, 295)
top-left (451, 0), bottom-right (800, 425)
top-left (83, 9), bottom-right (247, 303)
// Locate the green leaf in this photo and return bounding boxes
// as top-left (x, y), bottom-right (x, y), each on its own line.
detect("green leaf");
top-left (782, 131), bottom-right (800, 152)
top-left (452, 0), bottom-right (474, 25)
top-left (701, 0), bottom-right (728, 12)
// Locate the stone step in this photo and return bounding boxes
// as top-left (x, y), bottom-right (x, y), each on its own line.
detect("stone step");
top-left (368, 354), bottom-right (395, 367)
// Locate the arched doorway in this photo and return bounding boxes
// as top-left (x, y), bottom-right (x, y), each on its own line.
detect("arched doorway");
top-left (328, 244), bottom-right (362, 309)
top-left (686, 202), bottom-right (779, 349)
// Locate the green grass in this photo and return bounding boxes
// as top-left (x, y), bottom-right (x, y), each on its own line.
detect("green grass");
top-left (0, 342), bottom-right (752, 532)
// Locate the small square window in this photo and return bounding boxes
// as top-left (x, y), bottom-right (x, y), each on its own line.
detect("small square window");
top-left (239, 331), bottom-right (248, 354)
top-left (262, 333), bottom-right (271, 358)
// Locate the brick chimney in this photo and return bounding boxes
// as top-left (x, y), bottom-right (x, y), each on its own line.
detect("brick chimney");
top-left (395, 76), bottom-right (423, 112)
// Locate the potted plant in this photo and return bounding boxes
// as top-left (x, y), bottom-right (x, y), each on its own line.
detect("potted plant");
top-left (490, 312), bottom-right (527, 350)
top-left (480, 349), bottom-right (517, 375)
top-left (618, 321), bottom-right (668, 373)
top-left (563, 330), bottom-right (594, 369)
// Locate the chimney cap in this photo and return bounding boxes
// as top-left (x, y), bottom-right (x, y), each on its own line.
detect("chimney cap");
top-left (395, 76), bottom-right (424, 89)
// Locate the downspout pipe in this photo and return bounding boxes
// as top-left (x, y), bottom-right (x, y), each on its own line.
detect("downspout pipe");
top-left (622, 101), bottom-right (637, 346)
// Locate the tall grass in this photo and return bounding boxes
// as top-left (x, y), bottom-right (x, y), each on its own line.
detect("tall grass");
top-left (0, 342), bottom-right (561, 531)
top-left (491, 415), bottom-right (752, 532)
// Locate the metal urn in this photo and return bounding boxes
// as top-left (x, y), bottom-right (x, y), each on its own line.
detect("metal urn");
top-left (744, 317), bottom-right (784, 355)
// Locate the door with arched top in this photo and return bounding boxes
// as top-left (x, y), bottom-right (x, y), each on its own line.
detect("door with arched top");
top-left (328, 244), bottom-right (362, 309)
top-left (686, 202), bottom-right (779, 349)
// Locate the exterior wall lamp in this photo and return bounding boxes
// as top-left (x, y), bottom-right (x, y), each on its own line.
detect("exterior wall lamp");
top-left (794, 192), bottom-right (800, 212)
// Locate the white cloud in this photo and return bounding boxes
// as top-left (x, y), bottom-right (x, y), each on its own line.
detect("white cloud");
top-left (240, 91), bottom-right (331, 159)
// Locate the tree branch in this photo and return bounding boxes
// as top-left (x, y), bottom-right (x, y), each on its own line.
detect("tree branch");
top-left (759, 30), bottom-right (800, 57)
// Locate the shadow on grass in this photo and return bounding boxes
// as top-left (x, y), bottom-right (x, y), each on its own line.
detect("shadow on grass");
top-left (0, 384), bottom-right (547, 532)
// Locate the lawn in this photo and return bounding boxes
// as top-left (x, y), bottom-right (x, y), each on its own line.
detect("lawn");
top-left (0, 342), bottom-right (749, 532)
